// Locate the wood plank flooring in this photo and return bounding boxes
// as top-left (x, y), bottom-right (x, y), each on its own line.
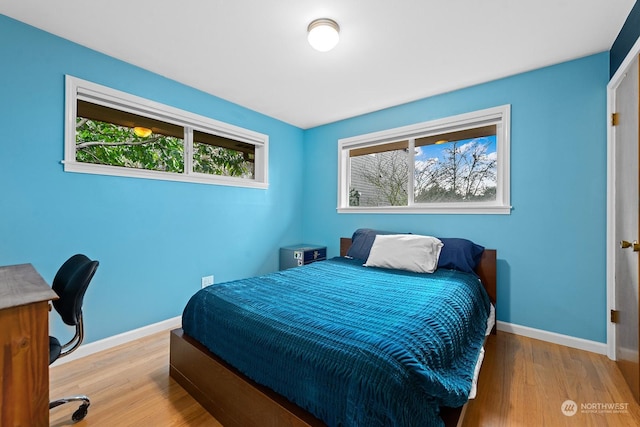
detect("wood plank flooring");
top-left (463, 333), bottom-right (640, 426)
top-left (50, 331), bottom-right (640, 426)
top-left (49, 331), bottom-right (219, 427)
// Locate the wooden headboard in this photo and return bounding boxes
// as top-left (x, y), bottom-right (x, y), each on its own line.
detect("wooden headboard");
top-left (339, 237), bottom-right (497, 305)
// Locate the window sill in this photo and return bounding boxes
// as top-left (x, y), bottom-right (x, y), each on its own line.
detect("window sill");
top-left (63, 161), bottom-right (268, 189)
top-left (337, 204), bottom-right (512, 215)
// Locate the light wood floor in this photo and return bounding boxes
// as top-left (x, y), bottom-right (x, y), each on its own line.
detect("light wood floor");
top-left (50, 331), bottom-right (640, 426)
top-left (463, 333), bottom-right (640, 426)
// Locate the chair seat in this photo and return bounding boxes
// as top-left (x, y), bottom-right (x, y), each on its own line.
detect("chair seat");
top-left (49, 336), bottom-right (62, 365)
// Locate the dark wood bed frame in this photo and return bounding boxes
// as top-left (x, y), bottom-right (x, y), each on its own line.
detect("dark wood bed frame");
top-left (169, 238), bottom-right (497, 427)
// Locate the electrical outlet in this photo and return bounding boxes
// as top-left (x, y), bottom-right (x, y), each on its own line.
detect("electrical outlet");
top-left (201, 275), bottom-right (214, 288)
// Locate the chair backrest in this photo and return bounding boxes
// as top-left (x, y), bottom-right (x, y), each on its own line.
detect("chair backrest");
top-left (51, 254), bottom-right (99, 326)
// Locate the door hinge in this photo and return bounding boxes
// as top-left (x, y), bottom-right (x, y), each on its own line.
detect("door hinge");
top-left (610, 309), bottom-right (620, 323)
top-left (612, 112), bottom-right (620, 126)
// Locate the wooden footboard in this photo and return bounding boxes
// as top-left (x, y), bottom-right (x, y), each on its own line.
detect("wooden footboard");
top-left (171, 328), bottom-right (467, 427)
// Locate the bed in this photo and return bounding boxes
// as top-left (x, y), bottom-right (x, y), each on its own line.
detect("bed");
top-left (170, 231), bottom-right (497, 427)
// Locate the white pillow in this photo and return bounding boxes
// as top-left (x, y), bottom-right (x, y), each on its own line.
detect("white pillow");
top-left (364, 234), bottom-right (443, 273)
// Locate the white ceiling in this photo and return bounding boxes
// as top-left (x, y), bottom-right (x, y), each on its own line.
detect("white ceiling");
top-left (1, 1), bottom-right (635, 129)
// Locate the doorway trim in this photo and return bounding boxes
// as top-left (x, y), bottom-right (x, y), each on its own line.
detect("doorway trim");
top-left (607, 35), bottom-right (640, 360)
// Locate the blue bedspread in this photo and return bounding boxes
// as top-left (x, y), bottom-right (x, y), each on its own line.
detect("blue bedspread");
top-left (182, 257), bottom-right (491, 427)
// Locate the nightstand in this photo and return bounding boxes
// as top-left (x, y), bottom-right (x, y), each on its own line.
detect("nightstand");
top-left (279, 244), bottom-right (327, 270)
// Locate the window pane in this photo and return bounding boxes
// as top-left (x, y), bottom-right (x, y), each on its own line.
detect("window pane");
top-left (75, 101), bottom-right (184, 173)
top-left (414, 129), bottom-right (497, 203)
top-left (349, 141), bottom-right (409, 207)
top-left (193, 130), bottom-right (255, 179)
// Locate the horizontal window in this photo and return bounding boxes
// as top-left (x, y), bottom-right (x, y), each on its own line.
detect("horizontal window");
top-left (338, 105), bottom-right (511, 214)
top-left (64, 76), bottom-right (268, 188)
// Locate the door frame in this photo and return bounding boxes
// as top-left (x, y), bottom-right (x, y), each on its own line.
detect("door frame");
top-left (607, 36), bottom-right (640, 360)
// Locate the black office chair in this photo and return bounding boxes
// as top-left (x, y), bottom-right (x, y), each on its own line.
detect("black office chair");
top-left (49, 254), bottom-right (99, 422)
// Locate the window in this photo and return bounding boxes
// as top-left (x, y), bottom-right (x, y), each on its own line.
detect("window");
top-left (64, 76), bottom-right (268, 188)
top-left (338, 105), bottom-right (511, 214)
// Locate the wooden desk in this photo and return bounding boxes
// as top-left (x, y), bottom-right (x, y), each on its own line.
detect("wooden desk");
top-left (0, 263), bottom-right (58, 427)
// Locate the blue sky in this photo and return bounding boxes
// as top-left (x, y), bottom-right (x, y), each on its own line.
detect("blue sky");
top-left (416, 135), bottom-right (497, 162)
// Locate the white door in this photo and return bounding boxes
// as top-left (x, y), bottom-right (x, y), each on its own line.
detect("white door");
top-left (614, 54), bottom-right (640, 403)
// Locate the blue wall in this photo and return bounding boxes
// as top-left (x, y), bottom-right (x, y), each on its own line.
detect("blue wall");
top-left (0, 15), bottom-right (305, 343)
top-left (611, 0), bottom-right (640, 77)
top-left (302, 53), bottom-right (609, 343)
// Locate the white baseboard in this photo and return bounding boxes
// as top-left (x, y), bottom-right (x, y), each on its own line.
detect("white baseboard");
top-left (497, 321), bottom-right (607, 355)
top-left (51, 316), bottom-right (182, 367)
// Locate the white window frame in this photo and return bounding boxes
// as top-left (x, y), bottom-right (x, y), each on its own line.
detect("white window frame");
top-left (338, 105), bottom-right (511, 214)
top-left (64, 75), bottom-right (269, 189)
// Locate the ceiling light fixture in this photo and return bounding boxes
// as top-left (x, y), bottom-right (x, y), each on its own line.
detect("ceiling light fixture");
top-left (307, 18), bottom-right (340, 52)
top-left (133, 126), bottom-right (152, 138)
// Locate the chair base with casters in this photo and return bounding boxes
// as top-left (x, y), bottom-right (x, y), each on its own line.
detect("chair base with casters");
top-left (49, 254), bottom-right (99, 423)
top-left (49, 322), bottom-right (91, 422)
top-left (49, 396), bottom-right (90, 422)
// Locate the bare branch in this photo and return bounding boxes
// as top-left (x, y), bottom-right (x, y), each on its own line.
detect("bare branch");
top-left (76, 118), bottom-right (88, 129)
top-left (75, 137), bottom-right (162, 150)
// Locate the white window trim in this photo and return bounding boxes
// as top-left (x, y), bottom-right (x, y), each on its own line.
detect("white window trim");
top-left (337, 105), bottom-right (511, 214)
top-left (64, 75), bottom-right (269, 189)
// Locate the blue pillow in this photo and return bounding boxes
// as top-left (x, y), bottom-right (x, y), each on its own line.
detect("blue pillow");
top-left (346, 228), bottom-right (399, 260)
top-left (437, 238), bottom-right (485, 274)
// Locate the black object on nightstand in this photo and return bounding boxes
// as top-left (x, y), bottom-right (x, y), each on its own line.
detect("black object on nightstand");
top-left (279, 244), bottom-right (327, 270)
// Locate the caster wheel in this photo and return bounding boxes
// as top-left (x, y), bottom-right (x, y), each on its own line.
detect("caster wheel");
top-left (71, 403), bottom-right (89, 422)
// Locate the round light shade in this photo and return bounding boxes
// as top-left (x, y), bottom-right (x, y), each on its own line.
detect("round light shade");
top-left (307, 19), bottom-right (340, 52)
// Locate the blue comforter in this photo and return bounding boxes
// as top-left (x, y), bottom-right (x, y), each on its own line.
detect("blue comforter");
top-left (182, 257), bottom-right (491, 427)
